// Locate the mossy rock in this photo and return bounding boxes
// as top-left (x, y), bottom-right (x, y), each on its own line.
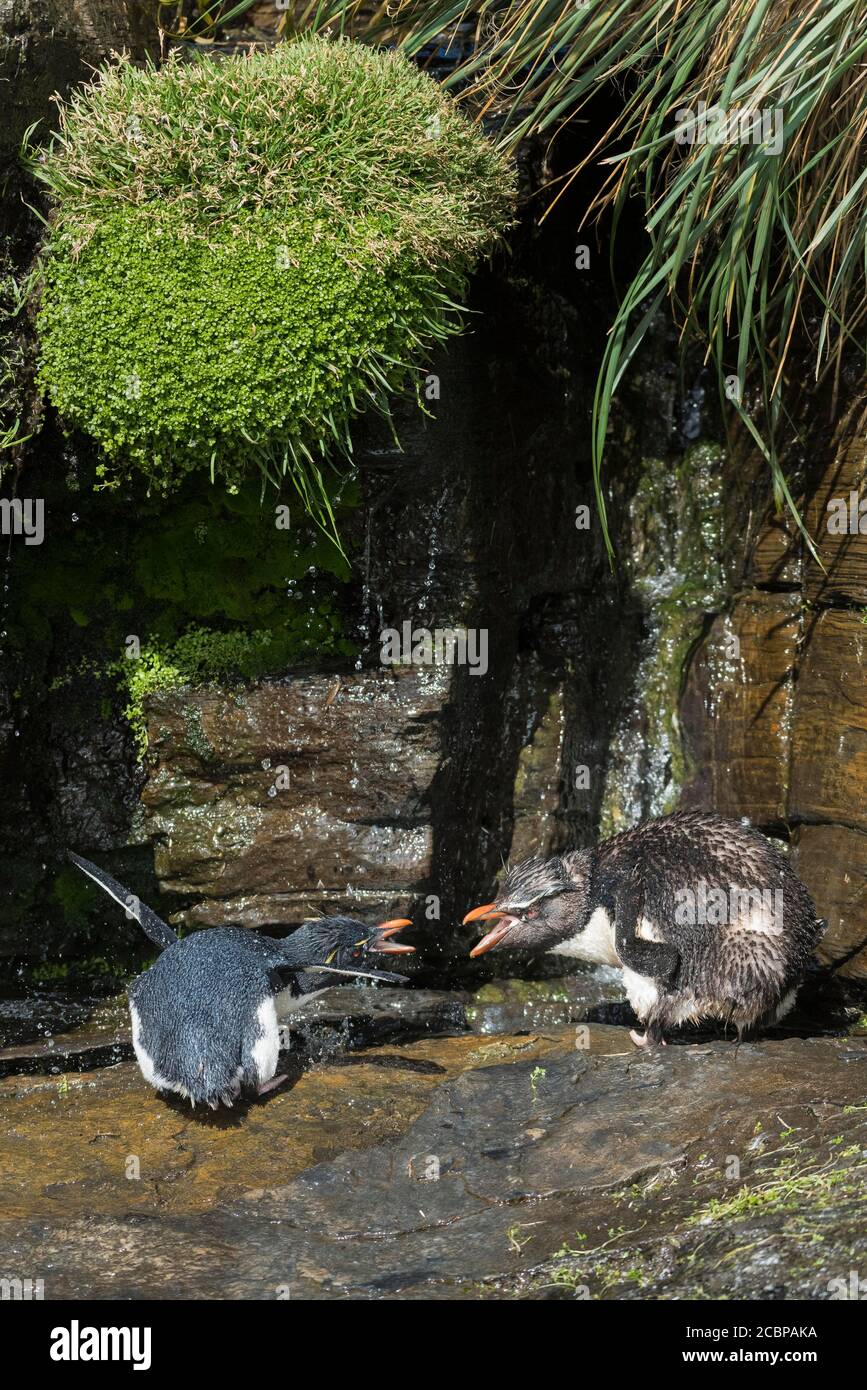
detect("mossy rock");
top-left (34, 38), bottom-right (515, 504)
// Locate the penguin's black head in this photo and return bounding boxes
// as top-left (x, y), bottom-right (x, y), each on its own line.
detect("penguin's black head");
top-left (303, 914), bottom-right (415, 969)
top-left (463, 852), bottom-right (593, 956)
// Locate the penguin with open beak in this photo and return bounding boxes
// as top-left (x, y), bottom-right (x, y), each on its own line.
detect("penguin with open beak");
top-left (462, 811), bottom-right (825, 1047)
top-left (69, 852), bottom-right (414, 1108)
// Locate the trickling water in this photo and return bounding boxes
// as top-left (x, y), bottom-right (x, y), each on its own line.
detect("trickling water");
top-left (600, 444), bottom-right (727, 834)
top-left (417, 482), bottom-right (450, 628)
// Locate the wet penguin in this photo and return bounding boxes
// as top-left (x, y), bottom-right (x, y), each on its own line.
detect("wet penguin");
top-left (463, 811), bottom-right (825, 1045)
top-left (69, 853), bottom-right (413, 1107)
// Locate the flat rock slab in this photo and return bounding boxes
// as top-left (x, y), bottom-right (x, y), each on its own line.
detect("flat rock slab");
top-left (1, 1027), bottom-right (864, 1299)
top-left (0, 996), bottom-right (131, 1077)
top-left (284, 986), bottom-right (470, 1053)
top-left (141, 667), bottom-right (451, 926)
top-left (465, 972), bottom-right (626, 1034)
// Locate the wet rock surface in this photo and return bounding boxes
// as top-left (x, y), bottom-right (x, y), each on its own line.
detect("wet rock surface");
top-left (142, 668), bottom-right (451, 929)
top-left (681, 592), bottom-right (800, 825)
top-left (0, 969), bottom-right (624, 1073)
top-left (465, 973), bottom-right (627, 1034)
top-left (0, 0), bottom-right (156, 189)
top-left (1, 996), bottom-right (864, 1300)
top-left (680, 395), bottom-right (867, 979)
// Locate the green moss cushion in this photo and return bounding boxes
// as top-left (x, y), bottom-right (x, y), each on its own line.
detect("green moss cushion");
top-left (35, 37), bottom-right (515, 497)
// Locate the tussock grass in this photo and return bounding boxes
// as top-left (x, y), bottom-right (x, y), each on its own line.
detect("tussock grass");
top-left (321, 1), bottom-right (867, 558)
top-left (34, 37), bottom-right (511, 264)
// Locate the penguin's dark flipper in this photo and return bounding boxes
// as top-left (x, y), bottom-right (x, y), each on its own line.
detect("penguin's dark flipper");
top-left (612, 879), bottom-right (680, 982)
top-left (67, 852), bottom-right (177, 951)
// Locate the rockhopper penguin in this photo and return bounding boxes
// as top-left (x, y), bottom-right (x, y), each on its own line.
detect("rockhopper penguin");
top-left (69, 853), bottom-right (413, 1107)
top-left (463, 811), bottom-right (825, 1045)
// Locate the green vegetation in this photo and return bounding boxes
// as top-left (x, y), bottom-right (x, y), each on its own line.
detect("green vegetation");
top-left (50, 864), bottom-right (100, 933)
top-left (529, 1065), bottom-right (547, 1101)
top-left (119, 620), bottom-right (349, 756)
top-left (0, 255), bottom-right (37, 471)
top-left (322, 1), bottom-right (867, 559)
top-left (689, 1149), bottom-right (866, 1224)
top-left (32, 38), bottom-right (515, 529)
top-left (7, 469), bottom-right (356, 757)
top-left (27, 954), bottom-right (126, 984)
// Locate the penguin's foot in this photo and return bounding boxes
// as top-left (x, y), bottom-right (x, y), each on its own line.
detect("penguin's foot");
top-left (629, 1028), bottom-right (667, 1048)
top-left (257, 1073), bottom-right (288, 1097)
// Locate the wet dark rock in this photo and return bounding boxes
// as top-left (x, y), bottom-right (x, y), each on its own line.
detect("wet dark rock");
top-left (802, 398), bottom-right (867, 606)
top-left (507, 672), bottom-right (567, 863)
top-left (0, 971), bottom-right (625, 1081)
top-left (284, 986), bottom-right (470, 1054)
top-left (680, 399), bottom-right (867, 979)
top-left (1, 1029), bottom-right (863, 1299)
top-left (0, 982), bottom-right (469, 1078)
top-left (183, 1034), bottom-right (867, 1300)
top-left (129, 266), bottom-right (645, 973)
top-left (465, 971), bottom-right (626, 1034)
top-left (0, 0), bottom-right (156, 199)
top-left (0, 994), bottom-right (129, 1072)
top-left (681, 592), bottom-right (800, 825)
top-left (0, 1029), bottom-right (132, 1078)
top-left (142, 668), bottom-right (451, 928)
top-left (793, 826), bottom-right (867, 983)
top-left (789, 609), bottom-right (867, 835)
top-left (0, 990), bottom-right (112, 1051)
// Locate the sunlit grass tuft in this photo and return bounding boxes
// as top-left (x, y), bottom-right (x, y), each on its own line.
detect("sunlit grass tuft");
top-left (319, 1), bottom-right (867, 559)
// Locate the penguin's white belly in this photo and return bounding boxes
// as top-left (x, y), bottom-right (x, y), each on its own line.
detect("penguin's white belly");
top-left (620, 968), bottom-right (660, 1019)
top-left (547, 906), bottom-right (620, 967)
top-left (620, 973), bottom-right (718, 1026)
top-left (251, 996), bottom-right (280, 1084)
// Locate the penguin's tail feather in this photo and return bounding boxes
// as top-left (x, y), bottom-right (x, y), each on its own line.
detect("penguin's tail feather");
top-left (67, 852), bottom-right (177, 952)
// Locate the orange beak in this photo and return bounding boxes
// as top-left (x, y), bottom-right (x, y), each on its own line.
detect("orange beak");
top-left (468, 918), bottom-right (517, 957)
top-left (462, 904), bottom-right (517, 958)
top-left (461, 902), bottom-right (506, 925)
top-left (374, 918), bottom-right (415, 955)
top-left (377, 918), bottom-right (413, 935)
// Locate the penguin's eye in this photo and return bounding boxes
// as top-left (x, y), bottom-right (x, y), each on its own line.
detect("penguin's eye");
top-left (353, 949), bottom-right (361, 959)
top-left (524, 908), bottom-right (539, 920)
